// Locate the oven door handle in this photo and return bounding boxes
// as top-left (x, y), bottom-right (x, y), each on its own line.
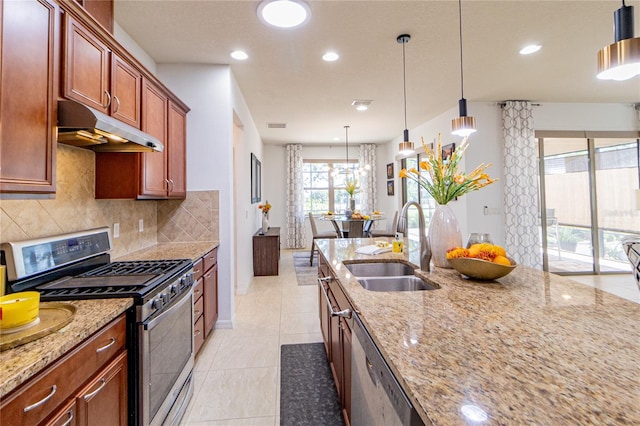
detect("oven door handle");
top-left (143, 288), bottom-right (193, 330)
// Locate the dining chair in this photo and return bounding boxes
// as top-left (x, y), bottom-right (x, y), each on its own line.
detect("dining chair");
top-left (369, 211), bottom-right (398, 238)
top-left (309, 213), bottom-right (339, 265)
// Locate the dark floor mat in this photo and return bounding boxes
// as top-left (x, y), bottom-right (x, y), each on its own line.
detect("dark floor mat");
top-left (280, 343), bottom-right (344, 426)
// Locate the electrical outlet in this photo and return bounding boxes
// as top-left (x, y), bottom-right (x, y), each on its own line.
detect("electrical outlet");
top-left (113, 223), bottom-right (120, 238)
top-left (138, 219), bottom-right (144, 233)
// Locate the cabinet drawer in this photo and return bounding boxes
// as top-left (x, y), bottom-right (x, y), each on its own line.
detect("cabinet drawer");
top-left (0, 314), bottom-right (126, 425)
top-left (194, 315), bottom-right (205, 355)
top-left (193, 258), bottom-right (204, 281)
top-left (193, 277), bottom-right (204, 302)
top-left (193, 293), bottom-right (204, 322)
top-left (203, 247), bottom-right (218, 271)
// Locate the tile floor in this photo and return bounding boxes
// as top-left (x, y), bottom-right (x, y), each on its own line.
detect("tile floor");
top-left (180, 249), bottom-right (322, 425)
top-left (179, 249), bottom-right (639, 425)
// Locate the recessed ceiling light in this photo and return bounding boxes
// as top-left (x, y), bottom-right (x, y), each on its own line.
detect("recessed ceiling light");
top-left (322, 51), bottom-right (339, 62)
top-left (230, 50), bottom-right (249, 60)
top-left (258, 0), bottom-right (311, 29)
top-left (520, 44), bottom-right (542, 55)
top-left (352, 100), bottom-right (372, 111)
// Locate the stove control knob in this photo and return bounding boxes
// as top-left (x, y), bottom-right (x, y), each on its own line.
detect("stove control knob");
top-left (161, 292), bottom-right (171, 303)
top-left (152, 298), bottom-right (164, 310)
top-left (170, 284), bottom-right (179, 294)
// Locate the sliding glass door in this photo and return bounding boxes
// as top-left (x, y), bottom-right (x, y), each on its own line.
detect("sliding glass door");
top-left (539, 135), bottom-right (639, 274)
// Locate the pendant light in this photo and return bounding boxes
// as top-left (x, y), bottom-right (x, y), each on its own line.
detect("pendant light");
top-left (397, 34), bottom-right (415, 155)
top-left (597, 0), bottom-right (640, 81)
top-left (451, 0), bottom-right (476, 137)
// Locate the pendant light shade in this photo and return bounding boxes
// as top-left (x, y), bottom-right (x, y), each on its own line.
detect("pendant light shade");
top-left (451, 0), bottom-right (477, 137)
top-left (397, 34), bottom-right (415, 155)
top-left (597, 1), bottom-right (640, 81)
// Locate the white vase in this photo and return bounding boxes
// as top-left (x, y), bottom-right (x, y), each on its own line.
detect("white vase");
top-left (427, 204), bottom-right (462, 268)
top-left (262, 215), bottom-right (269, 234)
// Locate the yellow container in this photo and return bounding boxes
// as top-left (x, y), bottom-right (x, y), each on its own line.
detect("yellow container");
top-left (0, 292), bottom-right (41, 329)
top-left (392, 240), bottom-right (404, 253)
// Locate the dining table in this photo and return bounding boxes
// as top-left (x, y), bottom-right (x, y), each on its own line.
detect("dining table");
top-left (319, 214), bottom-right (386, 238)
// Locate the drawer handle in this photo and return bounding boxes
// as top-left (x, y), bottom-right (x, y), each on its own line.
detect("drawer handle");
top-left (83, 378), bottom-right (106, 401)
top-left (96, 337), bottom-right (116, 353)
top-left (194, 268), bottom-right (201, 274)
top-left (194, 310), bottom-right (201, 317)
top-left (113, 95), bottom-right (121, 113)
top-left (24, 385), bottom-right (57, 412)
top-left (205, 273), bottom-right (211, 279)
top-left (60, 410), bottom-right (74, 426)
top-left (194, 329), bottom-right (201, 336)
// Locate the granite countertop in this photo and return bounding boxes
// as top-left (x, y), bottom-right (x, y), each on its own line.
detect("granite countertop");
top-left (316, 238), bottom-right (640, 425)
top-left (0, 298), bottom-right (132, 398)
top-left (116, 241), bottom-right (218, 262)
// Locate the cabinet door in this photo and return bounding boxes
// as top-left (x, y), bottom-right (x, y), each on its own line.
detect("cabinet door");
top-left (329, 305), bottom-right (343, 400)
top-left (75, 351), bottom-right (127, 426)
top-left (341, 319), bottom-right (352, 425)
top-left (318, 281), bottom-right (331, 358)
top-left (82, 0), bottom-right (113, 33)
top-left (111, 53), bottom-right (141, 128)
top-left (140, 78), bottom-right (168, 198)
top-left (203, 263), bottom-right (218, 336)
top-left (0, 0), bottom-right (58, 194)
top-left (43, 398), bottom-right (77, 426)
top-left (167, 100), bottom-right (187, 198)
top-left (63, 14), bottom-right (110, 113)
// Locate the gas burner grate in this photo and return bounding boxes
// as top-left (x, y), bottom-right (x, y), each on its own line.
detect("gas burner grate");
top-left (78, 259), bottom-right (187, 277)
top-left (42, 285), bottom-right (148, 298)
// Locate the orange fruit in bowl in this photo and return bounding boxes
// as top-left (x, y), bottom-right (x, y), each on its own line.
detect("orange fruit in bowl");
top-left (493, 255), bottom-right (511, 266)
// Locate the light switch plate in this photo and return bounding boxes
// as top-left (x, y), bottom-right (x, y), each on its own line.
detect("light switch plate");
top-left (138, 219), bottom-right (144, 233)
top-left (113, 223), bottom-right (120, 238)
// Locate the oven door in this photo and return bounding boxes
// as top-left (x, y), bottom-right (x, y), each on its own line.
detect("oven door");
top-left (139, 288), bottom-right (194, 426)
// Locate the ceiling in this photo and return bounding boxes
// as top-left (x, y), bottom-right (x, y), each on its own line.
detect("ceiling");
top-left (114, 1), bottom-right (640, 146)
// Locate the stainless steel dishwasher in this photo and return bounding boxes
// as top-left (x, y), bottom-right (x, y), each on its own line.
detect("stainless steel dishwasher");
top-left (351, 313), bottom-right (424, 426)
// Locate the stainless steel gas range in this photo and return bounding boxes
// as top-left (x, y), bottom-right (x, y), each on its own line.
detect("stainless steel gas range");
top-left (1, 227), bottom-right (195, 426)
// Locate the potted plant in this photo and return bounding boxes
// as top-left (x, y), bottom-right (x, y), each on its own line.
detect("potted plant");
top-left (558, 228), bottom-right (580, 251)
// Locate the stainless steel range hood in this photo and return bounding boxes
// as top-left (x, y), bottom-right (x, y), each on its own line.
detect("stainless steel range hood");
top-left (57, 100), bottom-right (163, 153)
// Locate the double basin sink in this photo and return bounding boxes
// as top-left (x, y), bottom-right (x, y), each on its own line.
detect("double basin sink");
top-left (344, 262), bottom-right (438, 292)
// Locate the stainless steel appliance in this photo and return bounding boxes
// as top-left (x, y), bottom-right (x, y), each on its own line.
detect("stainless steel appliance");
top-left (1, 227), bottom-right (195, 426)
top-left (351, 313), bottom-right (424, 426)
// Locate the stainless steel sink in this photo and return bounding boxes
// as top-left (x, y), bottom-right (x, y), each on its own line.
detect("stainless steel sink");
top-left (357, 276), bottom-right (438, 292)
top-left (345, 262), bottom-right (415, 277)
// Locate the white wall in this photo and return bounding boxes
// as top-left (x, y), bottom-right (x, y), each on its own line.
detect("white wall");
top-left (533, 103), bottom-right (639, 131)
top-left (157, 64), bottom-right (235, 328)
top-left (230, 73), bottom-right (263, 294)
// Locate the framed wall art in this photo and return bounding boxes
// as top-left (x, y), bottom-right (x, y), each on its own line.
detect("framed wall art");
top-left (387, 180), bottom-right (395, 196)
top-left (386, 163), bottom-right (394, 179)
top-left (442, 143), bottom-right (456, 161)
top-left (251, 153), bottom-right (261, 203)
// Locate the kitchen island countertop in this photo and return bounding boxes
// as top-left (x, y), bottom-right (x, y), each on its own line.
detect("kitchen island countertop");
top-left (316, 238), bottom-right (640, 425)
top-left (0, 298), bottom-right (132, 398)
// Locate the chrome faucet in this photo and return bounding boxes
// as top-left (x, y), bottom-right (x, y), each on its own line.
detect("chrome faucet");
top-left (398, 201), bottom-right (432, 272)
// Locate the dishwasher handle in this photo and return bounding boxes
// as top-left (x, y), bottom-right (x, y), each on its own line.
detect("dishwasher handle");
top-left (318, 277), bottom-right (352, 319)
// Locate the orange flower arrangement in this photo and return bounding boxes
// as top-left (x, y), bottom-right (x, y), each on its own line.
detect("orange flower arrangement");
top-left (258, 200), bottom-right (272, 216)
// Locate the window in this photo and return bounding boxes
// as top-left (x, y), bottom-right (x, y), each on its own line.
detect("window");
top-left (303, 160), bottom-right (359, 215)
top-left (400, 155), bottom-right (436, 238)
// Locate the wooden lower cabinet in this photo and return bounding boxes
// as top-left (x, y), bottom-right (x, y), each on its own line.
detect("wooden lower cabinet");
top-left (252, 227), bottom-right (280, 276)
top-left (193, 247), bottom-right (219, 355)
top-left (75, 350), bottom-right (127, 426)
top-left (0, 314), bottom-right (127, 426)
top-left (317, 252), bottom-right (352, 425)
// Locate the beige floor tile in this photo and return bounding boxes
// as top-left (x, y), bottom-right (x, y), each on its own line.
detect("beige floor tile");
top-left (279, 332), bottom-right (323, 346)
top-left (181, 417), bottom-right (275, 425)
top-left (279, 310), bottom-right (321, 335)
top-left (194, 330), bottom-right (226, 372)
top-left (184, 367), bottom-right (277, 422)
top-left (211, 335), bottom-right (280, 370)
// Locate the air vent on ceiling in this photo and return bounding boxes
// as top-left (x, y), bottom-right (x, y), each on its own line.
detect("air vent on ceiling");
top-left (267, 122), bottom-right (287, 129)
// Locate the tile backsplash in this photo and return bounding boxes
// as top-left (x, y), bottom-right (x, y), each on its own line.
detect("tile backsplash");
top-left (1, 144), bottom-right (218, 259)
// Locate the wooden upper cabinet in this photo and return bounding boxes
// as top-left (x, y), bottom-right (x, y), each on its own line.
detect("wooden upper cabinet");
top-left (63, 14), bottom-right (110, 113)
top-left (81, 0), bottom-right (113, 33)
top-left (167, 100), bottom-right (187, 198)
top-left (140, 78), bottom-right (169, 198)
top-left (0, 0), bottom-right (59, 194)
top-left (111, 54), bottom-right (141, 128)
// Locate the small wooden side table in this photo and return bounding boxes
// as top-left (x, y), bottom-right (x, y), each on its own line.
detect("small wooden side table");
top-left (253, 227), bottom-right (280, 276)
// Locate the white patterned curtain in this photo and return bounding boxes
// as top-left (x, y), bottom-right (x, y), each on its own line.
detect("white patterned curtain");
top-left (359, 144), bottom-right (377, 213)
top-left (286, 144), bottom-right (306, 248)
top-left (502, 101), bottom-right (541, 269)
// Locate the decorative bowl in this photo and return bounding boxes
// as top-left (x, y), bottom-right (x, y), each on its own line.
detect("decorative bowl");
top-left (0, 292), bottom-right (40, 329)
top-left (448, 257), bottom-right (516, 281)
